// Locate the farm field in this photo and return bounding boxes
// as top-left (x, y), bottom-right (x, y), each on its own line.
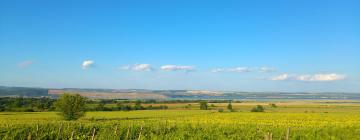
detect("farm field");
top-left (1, 101), bottom-right (360, 140)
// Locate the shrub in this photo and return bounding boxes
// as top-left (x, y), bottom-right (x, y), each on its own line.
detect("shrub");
top-left (251, 105), bottom-right (265, 112)
top-left (269, 103), bottom-right (277, 108)
top-left (227, 102), bottom-right (233, 111)
top-left (200, 101), bottom-right (208, 110)
top-left (55, 93), bottom-right (86, 120)
top-left (159, 105), bottom-right (168, 110)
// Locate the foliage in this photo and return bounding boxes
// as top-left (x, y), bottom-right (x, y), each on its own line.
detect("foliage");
top-left (134, 100), bottom-right (145, 110)
top-left (55, 93), bottom-right (86, 120)
top-left (1, 110), bottom-right (360, 139)
top-left (269, 103), bottom-right (277, 108)
top-left (251, 105), bottom-right (265, 112)
top-left (0, 97), bottom-right (55, 112)
top-left (200, 101), bottom-right (208, 110)
top-left (227, 102), bottom-right (233, 111)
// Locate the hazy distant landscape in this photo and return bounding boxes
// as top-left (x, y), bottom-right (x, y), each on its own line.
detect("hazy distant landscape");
top-left (1, 86), bottom-right (360, 100)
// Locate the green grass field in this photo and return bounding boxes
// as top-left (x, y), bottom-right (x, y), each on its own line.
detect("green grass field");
top-left (1, 101), bottom-right (360, 139)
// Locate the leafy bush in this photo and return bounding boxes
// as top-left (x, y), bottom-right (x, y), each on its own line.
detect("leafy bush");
top-left (251, 105), bottom-right (265, 112)
top-left (200, 101), bottom-right (208, 110)
top-left (55, 93), bottom-right (86, 120)
top-left (269, 103), bottom-right (277, 108)
top-left (227, 103), bottom-right (233, 111)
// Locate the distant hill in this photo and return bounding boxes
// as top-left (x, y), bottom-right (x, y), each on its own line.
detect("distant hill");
top-left (48, 89), bottom-right (168, 99)
top-left (1, 85), bottom-right (360, 100)
top-left (0, 86), bottom-right (49, 97)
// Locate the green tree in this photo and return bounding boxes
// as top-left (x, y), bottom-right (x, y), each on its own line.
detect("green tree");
top-left (12, 97), bottom-right (24, 108)
top-left (147, 105), bottom-right (153, 110)
top-left (227, 102), bottom-right (233, 111)
top-left (95, 102), bottom-right (106, 111)
top-left (115, 102), bottom-right (124, 110)
top-left (200, 101), bottom-right (208, 110)
top-left (159, 105), bottom-right (168, 110)
top-left (269, 103), bottom-right (277, 108)
top-left (55, 93), bottom-right (86, 120)
top-left (251, 105), bottom-right (265, 112)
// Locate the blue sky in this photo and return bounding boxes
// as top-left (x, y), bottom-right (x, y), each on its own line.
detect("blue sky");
top-left (0, 0), bottom-right (359, 92)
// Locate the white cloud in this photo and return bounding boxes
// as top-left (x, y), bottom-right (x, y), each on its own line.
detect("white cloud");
top-left (271, 74), bottom-right (291, 81)
top-left (82, 60), bottom-right (95, 70)
top-left (295, 73), bottom-right (346, 82)
top-left (259, 67), bottom-right (276, 73)
top-left (161, 65), bottom-right (195, 72)
top-left (18, 60), bottom-right (33, 68)
top-left (211, 68), bottom-right (225, 73)
top-left (120, 64), bottom-right (153, 71)
top-left (212, 67), bottom-right (250, 73)
top-left (271, 73), bottom-right (346, 82)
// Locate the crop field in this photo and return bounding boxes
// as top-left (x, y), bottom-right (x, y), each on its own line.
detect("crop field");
top-left (1, 101), bottom-right (360, 140)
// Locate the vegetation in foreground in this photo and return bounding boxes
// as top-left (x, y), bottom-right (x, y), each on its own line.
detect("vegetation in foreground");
top-left (1, 95), bottom-right (360, 139)
top-left (1, 110), bottom-right (360, 139)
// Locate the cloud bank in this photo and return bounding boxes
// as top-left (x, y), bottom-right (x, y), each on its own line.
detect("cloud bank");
top-left (120, 64), bottom-right (153, 71)
top-left (271, 74), bottom-right (290, 81)
top-left (82, 60), bottom-right (95, 69)
top-left (212, 67), bottom-right (250, 73)
top-left (271, 73), bottom-right (346, 82)
top-left (259, 67), bottom-right (276, 73)
top-left (161, 65), bottom-right (195, 72)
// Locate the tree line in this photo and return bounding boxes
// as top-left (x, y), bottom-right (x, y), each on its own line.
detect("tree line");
top-left (0, 96), bottom-right (169, 112)
top-left (0, 97), bottom-right (55, 112)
